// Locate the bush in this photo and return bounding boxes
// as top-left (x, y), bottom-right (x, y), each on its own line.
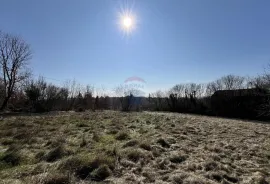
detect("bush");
top-left (34, 102), bottom-right (47, 113)
top-left (75, 106), bottom-right (85, 112)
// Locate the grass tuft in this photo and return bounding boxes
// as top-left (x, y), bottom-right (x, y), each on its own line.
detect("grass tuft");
top-left (123, 140), bottom-right (139, 148)
top-left (139, 142), bottom-right (152, 151)
top-left (61, 155), bottom-right (116, 180)
top-left (0, 151), bottom-right (21, 167)
top-left (157, 138), bottom-right (170, 148)
top-left (115, 131), bottom-right (130, 141)
top-left (169, 153), bottom-right (188, 164)
top-left (44, 146), bottom-right (66, 162)
top-left (124, 149), bottom-right (145, 163)
top-left (29, 172), bottom-right (70, 184)
top-left (204, 160), bottom-right (219, 171)
top-left (90, 164), bottom-right (112, 181)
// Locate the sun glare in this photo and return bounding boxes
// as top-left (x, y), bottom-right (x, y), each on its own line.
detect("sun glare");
top-left (117, 1), bottom-right (137, 37)
top-left (119, 13), bottom-right (136, 35)
top-left (123, 16), bottom-right (132, 28)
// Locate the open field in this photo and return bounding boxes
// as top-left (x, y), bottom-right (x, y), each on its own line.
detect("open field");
top-left (0, 111), bottom-right (269, 184)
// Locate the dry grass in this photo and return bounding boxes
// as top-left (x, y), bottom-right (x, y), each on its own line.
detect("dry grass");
top-left (0, 110), bottom-right (269, 183)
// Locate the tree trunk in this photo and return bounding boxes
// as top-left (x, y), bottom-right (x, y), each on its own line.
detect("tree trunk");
top-left (0, 97), bottom-right (9, 111)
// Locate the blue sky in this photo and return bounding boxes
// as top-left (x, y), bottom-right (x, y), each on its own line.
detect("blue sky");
top-left (1, 0), bottom-right (270, 93)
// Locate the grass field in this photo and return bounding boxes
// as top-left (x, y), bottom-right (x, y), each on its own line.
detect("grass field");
top-left (0, 111), bottom-right (269, 184)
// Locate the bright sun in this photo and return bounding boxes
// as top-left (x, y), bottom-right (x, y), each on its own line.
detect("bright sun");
top-left (117, 2), bottom-right (137, 36)
top-left (119, 14), bottom-right (136, 35)
top-left (123, 16), bottom-right (132, 28)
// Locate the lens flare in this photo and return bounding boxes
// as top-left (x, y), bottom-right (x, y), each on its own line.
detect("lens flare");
top-left (116, 0), bottom-right (137, 37)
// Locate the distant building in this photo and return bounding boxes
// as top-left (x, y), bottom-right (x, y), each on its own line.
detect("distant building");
top-left (211, 88), bottom-right (270, 118)
top-left (212, 88), bottom-right (269, 98)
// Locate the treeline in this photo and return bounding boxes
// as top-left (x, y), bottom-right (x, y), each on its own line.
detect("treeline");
top-left (2, 74), bottom-right (270, 120)
top-left (2, 77), bottom-right (113, 112)
top-left (1, 31), bottom-right (270, 120)
top-left (147, 74), bottom-right (270, 120)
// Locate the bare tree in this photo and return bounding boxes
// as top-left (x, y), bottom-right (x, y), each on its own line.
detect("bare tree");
top-left (206, 75), bottom-right (246, 96)
top-left (171, 83), bottom-right (207, 98)
top-left (206, 80), bottom-right (223, 96)
top-left (150, 90), bottom-right (166, 111)
top-left (0, 31), bottom-right (31, 110)
top-left (184, 83), bottom-right (205, 98)
top-left (114, 84), bottom-right (142, 111)
top-left (246, 76), bottom-right (268, 89)
top-left (221, 75), bottom-right (245, 90)
top-left (248, 65), bottom-right (270, 89)
top-left (84, 85), bottom-right (94, 110)
top-left (170, 84), bottom-right (185, 97)
top-left (95, 85), bottom-right (108, 97)
top-left (63, 79), bottom-right (81, 109)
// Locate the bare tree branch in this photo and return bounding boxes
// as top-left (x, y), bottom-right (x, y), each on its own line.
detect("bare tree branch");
top-left (0, 31), bottom-right (31, 110)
